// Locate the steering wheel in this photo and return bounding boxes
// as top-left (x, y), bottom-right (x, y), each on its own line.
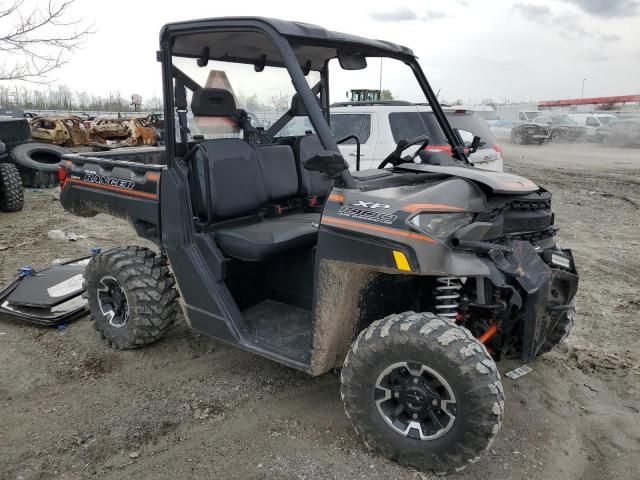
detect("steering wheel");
top-left (377, 135), bottom-right (430, 169)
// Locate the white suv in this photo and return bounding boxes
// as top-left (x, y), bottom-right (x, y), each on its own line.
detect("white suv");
top-left (567, 113), bottom-right (616, 139)
top-left (330, 103), bottom-right (503, 172)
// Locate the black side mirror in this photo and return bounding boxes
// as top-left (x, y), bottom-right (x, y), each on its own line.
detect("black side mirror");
top-left (304, 151), bottom-right (348, 178)
top-left (469, 135), bottom-right (482, 153)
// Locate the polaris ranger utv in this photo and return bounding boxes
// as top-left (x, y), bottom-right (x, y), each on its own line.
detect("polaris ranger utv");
top-left (58, 17), bottom-right (578, 473)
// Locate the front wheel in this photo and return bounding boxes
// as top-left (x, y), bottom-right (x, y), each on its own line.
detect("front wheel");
top-left (540, 299), bottom-right (576, 354)
top-left (513, 131), bottom-right (527, 145)
top-left (340, 312), bottom-right (504, 474)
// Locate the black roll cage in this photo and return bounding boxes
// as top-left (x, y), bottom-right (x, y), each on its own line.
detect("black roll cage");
top-left (159, 18), bottom-right (469, 189)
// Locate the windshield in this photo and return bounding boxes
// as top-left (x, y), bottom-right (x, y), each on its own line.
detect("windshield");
top-left (598, 116), bottom-right (614, 125)
top-left (329, 114), bottom-right (372, 143)
top-left (388, 112), bottom-right (447, 145)
top-left (328, 56), bottom-right (442, 157)
top-left (445, 113), bottom-right (495, 146)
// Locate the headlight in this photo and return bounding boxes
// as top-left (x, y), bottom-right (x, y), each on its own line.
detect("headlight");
top-left (409, 212), bottom-right (474, 240)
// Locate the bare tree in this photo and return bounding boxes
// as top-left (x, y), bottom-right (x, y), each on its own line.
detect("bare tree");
top-left (0, 0), bottom-right (93, 83)
top-left (269, 92), bottom-right (289, 112)
top-left (76, 89), bottom-right (88, 110)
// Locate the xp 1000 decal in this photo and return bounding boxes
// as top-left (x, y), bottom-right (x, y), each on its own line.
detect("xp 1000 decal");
top-left (338, 205), bottom-right (397, 225)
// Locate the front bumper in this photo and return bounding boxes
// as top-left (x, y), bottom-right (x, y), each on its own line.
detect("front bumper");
top-left (487, 241), bottom-right (578, 361)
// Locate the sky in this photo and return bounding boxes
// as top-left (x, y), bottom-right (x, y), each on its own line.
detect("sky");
top-left (9, 0), bottom-right (640, 104)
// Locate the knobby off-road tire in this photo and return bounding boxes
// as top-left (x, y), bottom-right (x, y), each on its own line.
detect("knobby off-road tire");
top-left (84, 246), bottom-right (178, 349)
top-left (540, 298), bottom-right (576, 354)
top-left (0, 162), bottom-right (24, 212)
top-left (341, 311), bottom-right (504, 474)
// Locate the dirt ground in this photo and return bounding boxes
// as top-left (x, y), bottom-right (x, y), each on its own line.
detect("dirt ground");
top-left (1, 142), bottom-right (639, 480)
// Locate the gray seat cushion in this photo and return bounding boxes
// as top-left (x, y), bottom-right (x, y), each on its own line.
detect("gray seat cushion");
top-left (256, 145), bottom-right (298, 201)
top-left (216, 213), bottom-right (320, 261)
top-left (192, 139), bottom-right (268, 220)
top-left (293, 135), bottom-right (334, 197)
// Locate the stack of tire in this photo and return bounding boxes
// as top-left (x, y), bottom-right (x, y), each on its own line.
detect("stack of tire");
top-left (0, 118), bottom-right (68, 189)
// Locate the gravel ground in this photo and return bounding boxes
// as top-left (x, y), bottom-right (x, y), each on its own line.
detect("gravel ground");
top-left (1, 142), bottom-right (639, 480)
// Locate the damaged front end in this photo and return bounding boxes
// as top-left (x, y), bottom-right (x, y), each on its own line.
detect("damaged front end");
top-left (451, 190), bottom-right (579, 362)
top-left (477, 241), bottom-right (578, 361)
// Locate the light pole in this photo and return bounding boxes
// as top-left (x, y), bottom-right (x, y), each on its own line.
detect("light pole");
top-left (581, 78), bottom-right (586, 99)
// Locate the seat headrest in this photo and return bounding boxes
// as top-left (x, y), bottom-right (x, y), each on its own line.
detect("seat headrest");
top-left (290, 93), bottom-right (321, 117)
top-left (191, 88), bottom-right (236, 117)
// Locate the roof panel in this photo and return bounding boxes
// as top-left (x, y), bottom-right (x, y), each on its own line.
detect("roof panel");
top-left (161, 16), bottom-right (414, 59)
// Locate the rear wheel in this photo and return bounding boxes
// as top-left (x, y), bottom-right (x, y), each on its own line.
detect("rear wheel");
top-left (0, 162), bottom-right (24, 212)
top-left (84, 246), bottom-right (178, 349)
top-left (341, 312), bottom-right (504, 474)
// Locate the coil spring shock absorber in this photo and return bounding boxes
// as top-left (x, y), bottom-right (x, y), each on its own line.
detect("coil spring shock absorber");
top-left (434, 277), bottom-right (462, 318)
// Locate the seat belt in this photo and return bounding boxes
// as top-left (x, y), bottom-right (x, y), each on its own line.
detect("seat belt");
top-left (174, 78), bottom-right (190, 154)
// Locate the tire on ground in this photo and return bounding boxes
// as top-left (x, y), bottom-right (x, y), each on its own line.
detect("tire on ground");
top-left (0, 162), bottom-right (24, 212)
top-left (9, 142), bottom-right (68, 188)
top-left (540, 298), bottom-right (576, 354)
top-left (84, 246), bottom-right (178, 349)
top-left (340, 311), bottom-right (504, 474)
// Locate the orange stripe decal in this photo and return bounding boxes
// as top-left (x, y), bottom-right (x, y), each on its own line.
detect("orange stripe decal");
top-left (322, 216), bottom-right (436, 243)
top-left (328, 193), bottom-right (344, 202)
top-left (401, 203), bottom-right (465, 213)
top-left (66, 178), bottom-right (158, 199)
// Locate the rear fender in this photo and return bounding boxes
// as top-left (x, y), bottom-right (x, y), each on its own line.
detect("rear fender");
top-left (59, 155), bottom-right (162, 242)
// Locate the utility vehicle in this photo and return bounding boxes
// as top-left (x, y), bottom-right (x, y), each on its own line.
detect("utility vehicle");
top-left (58, 17), bottom-right (578, 473)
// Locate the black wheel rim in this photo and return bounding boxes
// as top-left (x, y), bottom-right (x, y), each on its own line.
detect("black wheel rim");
top-left (375, 361), bottom-right (456, 440)
top-left (97, 276), bottom-right (129, 328)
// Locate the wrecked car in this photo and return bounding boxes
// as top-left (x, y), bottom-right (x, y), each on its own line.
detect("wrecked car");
top-left (491, 119), bottom-right (550, 145)
top-left (56, 17), bottom-right (578, 474)
top-left (29, 116), bottom-right (92, 147)
top-left (531, 114), bottom-right (586, 142)
top-left (90, 116), bottom-right (156, 148)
